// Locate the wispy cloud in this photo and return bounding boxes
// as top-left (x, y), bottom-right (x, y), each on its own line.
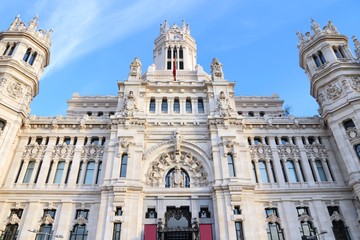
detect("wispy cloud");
top-left (29, 0), bottom-right (203, 78)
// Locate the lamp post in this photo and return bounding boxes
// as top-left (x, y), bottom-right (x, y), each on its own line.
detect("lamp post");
top-left (302, 231), bottom-right (327, 240)
top-left (28, 229), bottom-right (63, 240)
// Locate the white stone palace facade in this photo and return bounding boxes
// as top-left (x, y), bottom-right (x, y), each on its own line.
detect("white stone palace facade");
top-left (0, 16), bottom-right (359, 240)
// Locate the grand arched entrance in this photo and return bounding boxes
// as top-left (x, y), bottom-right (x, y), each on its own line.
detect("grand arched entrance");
top-left (157, 206), bottom-right (199, 240)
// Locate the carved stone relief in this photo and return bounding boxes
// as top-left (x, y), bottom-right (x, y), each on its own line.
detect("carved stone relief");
top-left (52, 143), bottom-right (76, 161)
top-left (249, 144), bottom-right (273, 160)
top-left (211, 58), bottom-right (223, 80)
top-left (325, 82), bottom-right (342, 100)
top-left (74, 215), bottom-right (88, 225)
top-left (81, 144), bottom-right (104, 161)
top-left (7, 81), bottom-right (22, 99)
top-left (121, 91), bottom-right (138, 117)
top-left (349, 77), bottom-right (360, 92)
top-left (6, 213), bottom-right (21, 225)
top-left (304, 143), bottom-right (328, 159)
top-left (298, 212), bottom-right (313, 222)
top-left (39, 214), bottom-right (54, 225)
top-left (129, 57), bottom-right (142, 78)
top-left (216, 91), bottom-right (233, 117)
top-left (146, 151), bottom-right (208, 187)
top-left (277, 144), bottom-right (301, 159)
top-left (22, 143), bottom-right (47, 161)
top-left (330, 211), bottom-right (343, 222)
top-left (266, 213), bottom-right (281, 224)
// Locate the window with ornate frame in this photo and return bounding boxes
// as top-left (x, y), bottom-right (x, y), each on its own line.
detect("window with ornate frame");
top-left (327, 206), bottom-right (351, 240)
top-left (296, 207), bottom-right (316, 238)
top-left (265, 208), bottom-right (285, 240)
top-left (83, 161), bottom-right (95, 184)
top-left (23, 160), bottom-right (35, 183)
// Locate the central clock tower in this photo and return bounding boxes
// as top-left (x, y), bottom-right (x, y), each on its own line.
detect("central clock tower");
top-left (153, 20), bottom-right (197, 71)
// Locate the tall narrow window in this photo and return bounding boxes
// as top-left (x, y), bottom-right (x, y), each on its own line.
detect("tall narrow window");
top-left (259, 161), bottom-right (269, 183)
top-left (0, 118), bottom-right (6, 131)
top-left (318, 51), bottom-right (326, 64)
top-left (53, 161), bottom-right (65, 184)
top-left (227, 153), bottom-right (235, 177)
top-left (265, 208), bottom-right (284, 240)
top-left (84, 161), bottom-right (95, 184)
top-left (113, 223), bottom-right (122, 240)
top-left (95, 161), bottom-right (102, 184)
top-left (343, 119), bottom-right (355, 130)
top-left (76, 162), bottom-right (83, 184)
top-left (186, 98), bottom-right (192, 113)
top-left (120, 154), bottom-right (128, 177)
top-left (161, 98), bottom-right (168, 113)
top-left (315, 159), bottom-right (327, 181)
top-left (34, 161), bottom-right (42, 184)
top-left (23, 48), bottom-right (31, 62)
top-left (15, 160), bottom-right (24, 183)
top-left (3, 43), bottom-right (10, 55)
top-left (325, 159), bottom-right (335, 181)
top-left (198, 97), bottom-right (204, 113)
top-left (281, 161), bottom-right (288, 182)
top-left (173, 98), bottom-right (180, 113)
top-left (270, 161), bottom-right (277, 183)
top-left (23, 161), bottom-right (35, 183)
top-left (287, 160), bottom-right (299, 182)
top-left (313, 55), bottom-right (321, 67)
top-left (252, 161), bottom-right (258, 183)
top-left (179, 46), bottom-right (184, 70)
top-left (149, 98), bottom-right (155, 113)
top-left (327, 206), bottom-right (351, 240)
top-left (333, 46), bottom-right (345, 59)
top-left (35, 210), bottom-right (56, 240)
top-left (167, 48), bottom-right (172, 70)
top-left (235, 222), bottom-right (244, 240)
top-left (45, 161), bottom-right (53, 183)
top-left (65, 161), bottom-right (72, 184)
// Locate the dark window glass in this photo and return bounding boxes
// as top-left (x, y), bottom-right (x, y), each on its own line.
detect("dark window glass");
top-left (235, 222), bottom-right (245, 240)
top-left (115, 207), bottom-right (123, 216)
top-left (70, 225), bottom-right (88, 240)
top-left (198, 98), bottom-right (204, 113)
top-left (53, 161), bottom-right (65, 184)
top-left (199, 207), bottom-right (210, 218)
top-left (95, 161), bottom-right (102, 184)
top-left (65, 161), bottom-right (72, 184)
top-left (265, 208), bottom-right (284, 240)
top-left (3, 44), bottom-right (10, 55)
top-left (112, 223), bottom-right (121, 240)
top-left (313, 55), bottom-right (321, 67)
top-left (23, 48), bottom-right (31, 62)
top-left (318, 51), bottom-right (326, 64)
top-left (120, 154), bottom-right (128, 177)
top-left (161, 98), bottom-right (168, 113)
top-left (76, 162), bottom-right (83, 184)
top-left (23, 161), bottom-right (35, 183)
top-left (179, 47), bottom-right (183, 59)
top-left (227, 153), bottom-right (235, 177)
top-left (145, 208), bottom-right (157, 218)
top-left (34, 161), bottom-right (42, 183)
top-left (186, 98), bottom-right (192, 113)
top-left (173, 98), bottom-right (180, 113)
top-left (343, 119), bottom-right (355, 130)
top-left (45, 161), bottom-right (53, 183)
top-left (84, 161), bottom-right (95, 184)
top-left (149, 98), bottom-right (156, 113)
top-left (35, 224), bottom-right (52, 240)
top-left (15, 161), bottom-right (24, 183)
top-left (29, 52), bottom-right (37, 65)
top-left (8, 44), bottom-right (16, 56)
top-left (2, 224), bottom-right (19, 240)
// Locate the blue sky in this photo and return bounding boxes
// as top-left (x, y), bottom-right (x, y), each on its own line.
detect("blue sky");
top-left (1, 0), bottom-right (360, 117)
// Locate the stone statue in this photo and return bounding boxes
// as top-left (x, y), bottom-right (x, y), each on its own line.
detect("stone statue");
top-left (217, 91), bottom-right (232, 117)
top-left (296, 32), bottom-right (304, 44)
top-left (311, 19), bottom-right (321, 34)
top-left (129, 57), bottom-right (142, 78)
top-left (171, 166), bottom-right (184, 188)
top-left (174, 130), bottom-right (182, 154)
top-left (211, 58), bottom-right (224, 80)
top-left (122, 91), bottom-right (138, 117)
top-left (327, 20), bottom-right (339, 34)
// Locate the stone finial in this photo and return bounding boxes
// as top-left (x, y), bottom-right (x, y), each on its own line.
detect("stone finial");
top-left (9, 15), bottom-right (20, 31)
top-left (327, 20), bottom-right (339, 34)
top-left (310, 18), bottom-right (322, 34)
top-left (129, 57), bottom-right (142, 78)
top-left (181, 20), bottom-right (186, 30)
top-left (164, 20), bottom-right (169, 31)
top-left (352, 36), bottom-right (360, 60)
top-left (28, 15), bottom-right (39, 31)
top-left (296, 31), bottom-right (304, 46)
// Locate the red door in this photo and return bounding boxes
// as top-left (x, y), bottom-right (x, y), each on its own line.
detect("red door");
top-left (200, 224), bottom-right (212, 240)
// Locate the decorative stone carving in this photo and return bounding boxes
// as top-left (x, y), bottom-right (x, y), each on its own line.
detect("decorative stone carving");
top-left (310, 19), bottom-right (321, 34)
top-left (22, 143), bottom-right (47, 161)
top-left (7, 81), bottom-right (22, 99)
top-left (122, 91), bottom-right (138, 117)
top-left (39, 214), bottom-right (54, 225)
top-left (74, 215), bottom-right (88, 225)
top-left (129, 57), bottom-right (142, 78)
top-left (354, 198), bottom-right (360, 222)
top-left (249, 144), bottom-right (273, 160)
top-left (298, 212), bottom-right (313, 222)
top-left (6, 213), bottom-right (21, 225)
top-left (277, 144), bottom-right (301, 159)
top-left (352, 36), bottom-right (360, 60)
top-left (304, 143), bottom-right (328, 159)
top-left (216, 91), bottom-right (233, 117)
top-left (330, 211), bottom-right (343, 222)
top-left (52, 143), bottom-right (75, 160)
top-left (172, 130), bottom-right (182, 154)
top-left (170, 166), bottom-right (185, 188)
top-left (146, 151), bottom-right (208, 187)
top-left (326, 82), bottom-right (342, 100)
top-left (81, 144), bottom-right (104, 161)
top-left (346, 127), bottom-right (358, 140)
top-left (211, 58), bottom-right (224, 80)
top-left (349, 77), bottom-right (360, 92)
top-left (327, 20), bottom-right (339, 34)
top-left (266, 213), bottom-right (281, 224)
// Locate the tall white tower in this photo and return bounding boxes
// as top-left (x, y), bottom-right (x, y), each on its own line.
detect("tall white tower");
top-left (298, 19), bottom-right (360, 198)
top-left (153, 20), bottom-right (197, 71)
top-left (0, 16), bottom-right (51, 183)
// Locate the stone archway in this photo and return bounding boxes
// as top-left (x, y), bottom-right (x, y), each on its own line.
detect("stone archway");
top-left (145, 151), bottom-right (208, 187)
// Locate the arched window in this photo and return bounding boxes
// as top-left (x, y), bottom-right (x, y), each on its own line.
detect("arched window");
top-left (333, 46), bottom-right (345, 59)
top-left (173, 98), bottom-right (180, 113)
top-left (165, 167), bottom-right (190, 188)
top-left (53, 161), bottom-right (65, 184)
top-left (179, 46), bottom-right (184, 69)
top-left (8, 44), bottom-right (16, 56)
top-left (315, 159), bottom-right (327, 181)
top-left (287, 160), bottom-right (299, 182)
top-left (83, 161), bottom-right (95, 184)
top-left (185, 98), bottom-right (192, 113)
top-left (161, 98), bottom-right (168, 113)
top-left (198, 97), bottom-right (204, 113)
top-left (70, 224), bottom-right (88, 240)
top-left (23, 48), bottom-right (32, 62)
top-left (318, 51), bottom-right (326, 64)
top-left (120, 154), bottom-right (128, 177)
top-left (265, 208), bottom-right (284, 240)
top-left (2, 224), bottom-right (19, 240)
top-left (29, 51), bottom-right (37, 65)
top-left (259, 160), bottom-right (269, 183)
top-left (227, 153), bottom-right (235, 177)
top-left (23, 160), bottom-right (35, 183)
top-left (149, 97), bottom-right (156, 113)
top-left (328, 206), bottom-right (351, 240)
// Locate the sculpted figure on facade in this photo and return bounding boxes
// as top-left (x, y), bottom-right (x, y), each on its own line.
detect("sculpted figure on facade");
top-left (7, 81), bottom-right (22, 99)
top-left (122, 91), bottom-right (138, 117)
top-left (171, 166), bottom-right (184, 188)
top-left (325, 82), bottom-right (342, 100)
top-left (310, 19), bottom-right (322, 34)
top-left (352, 36), bottom-right (360, 60)
top-left (129, 57), bottom-right (142, 78)
top-left (211, 58), bottom-right (224, 80)
top-left (349, 77), bottom-right (360, 92)
top-left (327, 20), bottom-right (339, 34)
top-left (40, 214), bottom-right (54, 225)
top-left (173, 130), bottom-right (182, 154)
top-left (217, 91), bottom-right (232, 117)
top-left (7, 213), bottom-right (21, 225)
top-left (296, 32), bottom-right (304, 46)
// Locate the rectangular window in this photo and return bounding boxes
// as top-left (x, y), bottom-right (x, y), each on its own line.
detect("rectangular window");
top-left (259, 161), bottom-right (269, 183)
top-left (84, 161), bottom-right (95, 184)
top-left (235, 222), bottom-right (244, 240)
top-left (120, 154), bottom-right (128, 177)
top-left (179, 61), bottom-right (184, 70)
top-left (115, 207), bottom-right (123, 216)
top-left (76, 209), bottom-right (89, 219)
top-left (186, 98), bottom-right (192, 113)
top-left (161, 98), bottom-right (168, 113)
top-left (149, 98), bottom-right (155, 113)
top-left (113, 223), bottom-right (121, 240)
top-left (315, 160), bottom-right (327, 181)
top-left (65, 161), bottom-right (72, 184)
top-left (145, 208), bottom-right (157, 219)
top-left (23, 161), bottom-right (35, 183)
top-left (53, 161), bottom-right (65, 184)
top-left (287, 160), bottom-right (299, 182)
top-left (233, 206), bottom-right (241, 215)
top-left (227, 154), bottom-right (235, 177)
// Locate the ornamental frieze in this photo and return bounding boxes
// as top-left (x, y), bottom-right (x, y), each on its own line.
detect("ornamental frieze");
top-left (349, 77), bottom-right (360, 92)
top-left (277, 144), bottom-right (300, 159)
top-left (22, 143), bottom-right (47, 161)
top-left (249, 144), bottom-right (273, 160)
top-left (325, 82), bottom-right (342, 100)
top-left (81, 144), bottom-right (104, 160)
top-left (51, 143), bottom-right (75, 160)
top-left (304, 143), bottom-right (327, 159)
